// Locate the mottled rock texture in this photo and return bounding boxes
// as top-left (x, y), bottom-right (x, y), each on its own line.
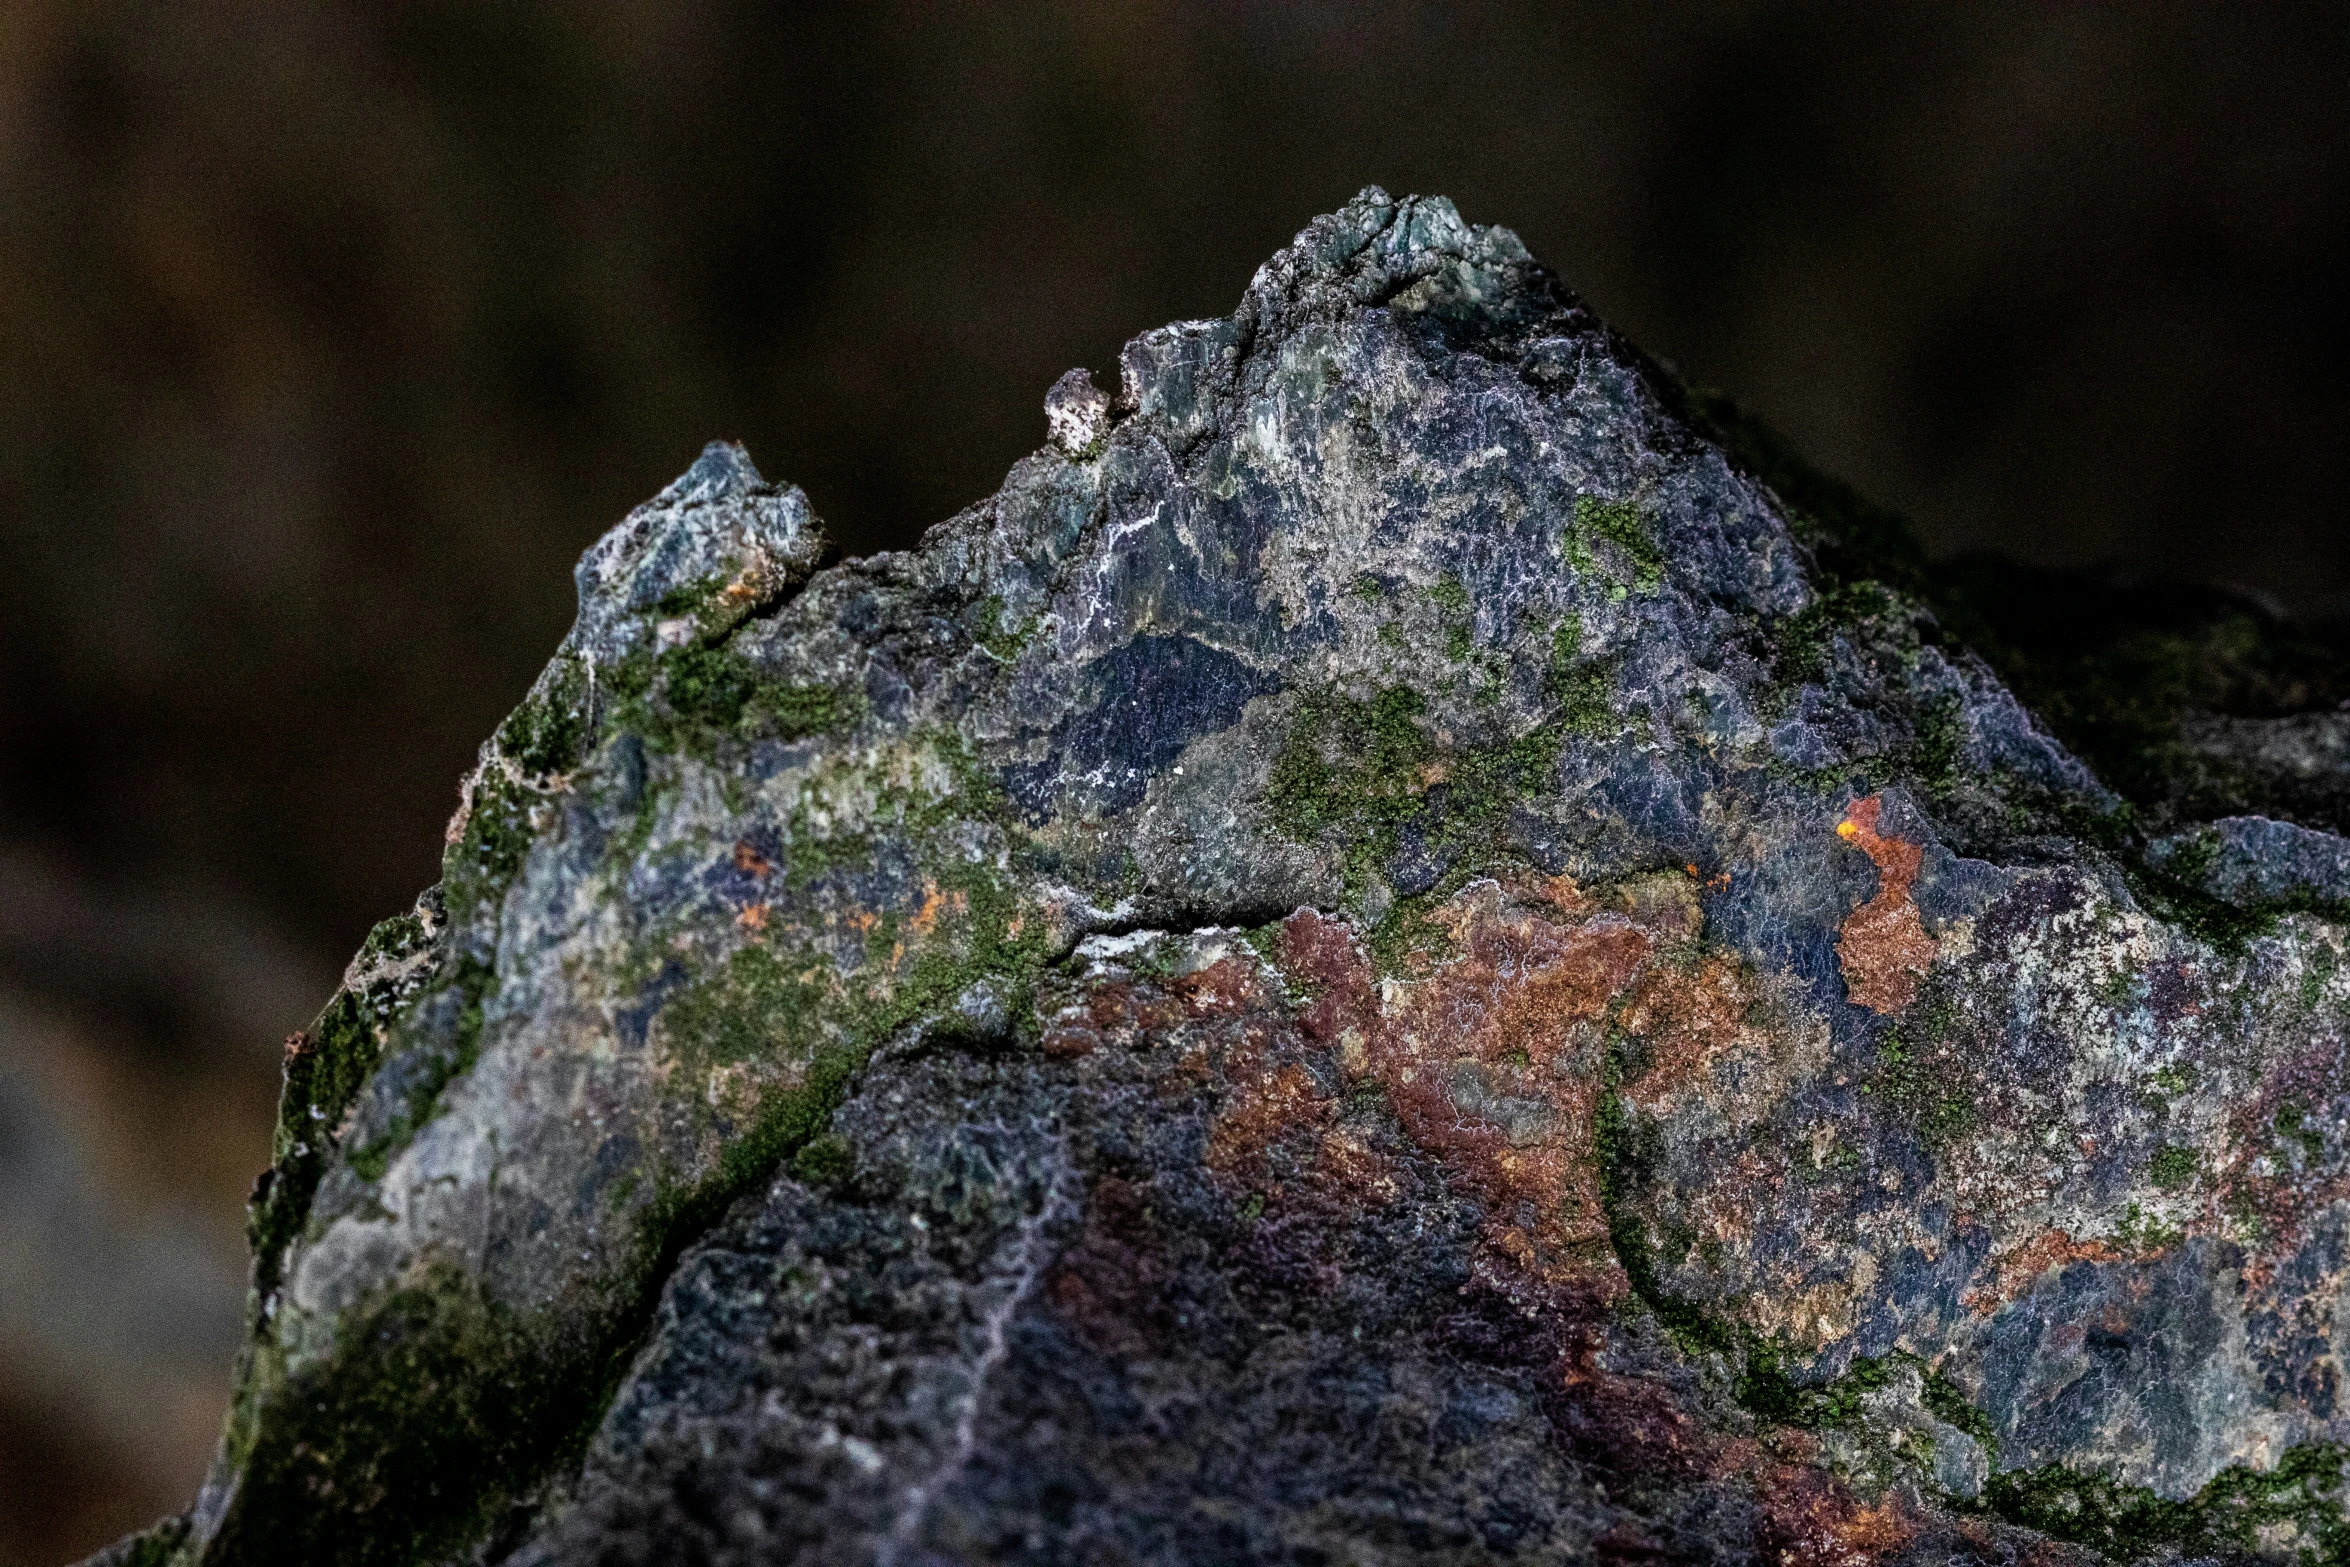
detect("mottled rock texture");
top-left (98, 191), bottom-right (2350, 1567)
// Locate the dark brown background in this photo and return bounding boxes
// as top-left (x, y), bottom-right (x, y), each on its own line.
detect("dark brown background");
top-left (0, 3), bottom-right (2343, 1560)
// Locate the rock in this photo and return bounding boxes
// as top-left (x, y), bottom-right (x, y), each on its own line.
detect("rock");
top-left (102, 189), bottom-right (2350, 1566)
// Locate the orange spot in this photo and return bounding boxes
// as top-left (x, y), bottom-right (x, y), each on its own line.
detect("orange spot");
top-left (735, 904), bottom-right (769, 931)
top-left (732, 838), bottom-right (772, 876)
top-left (1834, 795), bottom-right (1936, 1014)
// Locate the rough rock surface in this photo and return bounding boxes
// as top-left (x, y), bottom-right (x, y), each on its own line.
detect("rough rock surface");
top-left (99, 190), bottom-right (2350, 1567)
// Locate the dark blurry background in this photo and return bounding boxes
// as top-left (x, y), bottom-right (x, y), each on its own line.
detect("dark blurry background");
top-left (1, 2), bottom-right (2344, 1559)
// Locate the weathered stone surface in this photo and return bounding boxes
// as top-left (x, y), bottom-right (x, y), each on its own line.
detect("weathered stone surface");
top-left (99, 190), bottom-right (2350, 1566)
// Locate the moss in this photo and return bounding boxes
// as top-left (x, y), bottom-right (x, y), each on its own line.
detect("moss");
top-left (1770, 581), bottom-right (1904, 694)
top-left (1569, 496), bottom-right (1667, 591)
top-left (1265, 686), bottom-right (1437, 884)
top-left (1981, 1443), bottom-right (2350, 1563)
top-left (496, 655), bottom-right (592, 778)
top-left (789, 1131), bottom-right (853, 1188)
top-left (660, 945), bottom-right (831, 1074)
top-left (444, 767), bottom-right (541, 922)
top-left (343, 955), bottom-right (496, 1184)
top-left (1860, 1023), bottom-right (1977, 1152)
top-left (1596, 1019), bottom-right (2010, 1456)
top-left (250, 909), bottom-right (449, 1296)
top-left (1912, 692), bottom-right (1965, 796)
top-left (1593, 1036), bottom-right (1735, 1361)
top-left (208, 1270), bottom-right (622, 1567)
top-left (1921, 1367), bottom-right (1999, 1454)
top-left (2148, 1144), bottom-right (2200, 1191)
top-left (2276, 1102), bottom-right (2327, 1165)
top-left (976, 594), bottom-right (1041, 661)
top-left (1350, 573), bottom-right (1388, 602)
top-left (1428, 572), bottom-right (1471, 615)
top-left (607, 638), bottom-right (863, 761)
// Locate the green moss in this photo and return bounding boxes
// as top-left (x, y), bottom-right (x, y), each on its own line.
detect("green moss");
top-left (1350, 573), bottom-right (1388, 602)
top-left (976, 594), bottom-right (1042, 661)
top-left (1594, 1035), bottom-right (1735, 1361)
top-left (250, 908), bottom-right (449, 1296)
top-left (1922, 1367), bottom-right (1999, 1454)
top-left (1770, 581), bottom-right (1904, 694)
top-left (1570, 496), bottom-right (1667, 591)
top-left (1862, 1025), bottom-right (1977, 1151)
top-left (1595, 1018), bottom-right (2008, 1455)
top-left (607, 638), bottom-right (863, 760)
top-left (496, 655), bottom-right (592, 778)
top-left (1982, 1443), bottom-right (2350, 1563)
top-left (1912, 693), bottom-right (1965, 796)
top-left (209, 1270), bottom-right (622, 1567)
top-left (1550, 613), bottom-right (1583, 666)
top-left (444, 767), bottom-right (541, 921)
top-left (1265, 687), bottom-right (1436, 882)
top-left (344, 955), bottom-right (496, 1184)
top-left (2149, 1144), bottom-right (2200, 1191)
top-left (789, 1131), bottom-right (853, 1188)
top-left (1428, 572), bottom-right (1472, 615)
top-left (661, 945), bottom-right (831, 1074)
top-left (2276, 1102), bottom-right (2328, 1166)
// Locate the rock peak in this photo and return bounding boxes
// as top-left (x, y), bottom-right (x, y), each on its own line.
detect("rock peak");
top-left (111, 195), bottom-right (2350, 1567)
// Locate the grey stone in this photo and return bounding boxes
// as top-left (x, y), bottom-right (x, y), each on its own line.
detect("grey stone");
top-left (99, 189), bottom-right (2350, 1567)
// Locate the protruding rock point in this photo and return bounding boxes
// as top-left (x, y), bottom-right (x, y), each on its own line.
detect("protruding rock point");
top-left (1044, 368), bottom-right (1110, 456)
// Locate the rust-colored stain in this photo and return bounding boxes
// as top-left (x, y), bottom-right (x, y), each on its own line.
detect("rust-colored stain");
top-left (907, 880), bottom-right (964, 938)
top-left (1963, 1228), bottom-right (2123, 1316)
top-left (731, 838), bottom-right (772, 876)
top-left (1038, 905), bottom-right (1962, 1560)
top-left (1834, 795), bottom-right (1936, 1014)
top-left (1278, 877), bottom-right (1759, 1292)
top-left (1757, 1475), bottom-right (1921, 1567)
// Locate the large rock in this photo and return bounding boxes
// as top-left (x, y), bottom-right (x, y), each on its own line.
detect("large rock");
top-left (102, 190), bottom-right (2350, 1566)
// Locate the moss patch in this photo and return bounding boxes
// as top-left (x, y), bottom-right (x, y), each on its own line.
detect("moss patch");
top-left (208, 1271), bottom-right (621, 1567)
top-left (1568, 496), bottom-right (1666, 591)
top-left (1982, 1443), bottom-right (2350, 1563)
top-left (609, 639), bottom-right (864, 759)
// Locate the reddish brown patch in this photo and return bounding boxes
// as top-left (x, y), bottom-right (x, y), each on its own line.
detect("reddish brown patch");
top-left (1755, 1470), bottom-right (1922, 1567)
top-left (1040, 1020), bottom-right (1100, 1059)
top-left (1835, 795), bottom-right (1936, 1014)
top-left (1618, 950), bottom-right (1758, 1105)
top-left (1963, 1228), bottom-right (2124, 1315)
top-left (283, 1030), bottom-right (313, 1063)
top-left (1376, 887), bottom-right (1648, 1284)
top-left (1206, 1060), bottom-right (1331, 1175)
top-left (731, 838), bottom-right (772, 876)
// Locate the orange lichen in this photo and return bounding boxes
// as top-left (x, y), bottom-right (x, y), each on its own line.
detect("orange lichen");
top-left (1834, 795), bottom-right (1936, 1014)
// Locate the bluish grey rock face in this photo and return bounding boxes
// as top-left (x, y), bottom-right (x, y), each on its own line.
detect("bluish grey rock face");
top-left (99, 191), bottom-right (2350, 1567)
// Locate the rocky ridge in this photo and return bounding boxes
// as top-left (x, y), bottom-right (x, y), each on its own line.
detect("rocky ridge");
top-left (97, 190), bottom-right (2350, 1566)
